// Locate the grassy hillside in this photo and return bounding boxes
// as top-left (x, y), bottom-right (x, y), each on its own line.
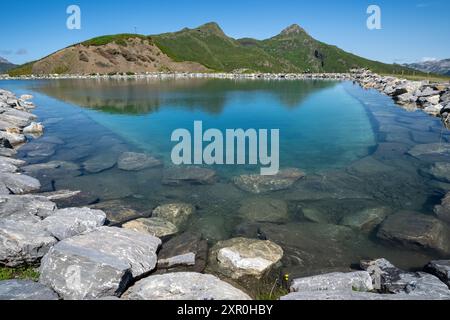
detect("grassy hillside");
top-left (9, 22), bottom-right (424, 76)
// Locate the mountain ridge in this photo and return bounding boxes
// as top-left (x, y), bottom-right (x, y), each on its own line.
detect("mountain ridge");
top-left (0, 57), bottom-right (16, 73)
top-left (404, 58), bottom-right (450, 76)
top-left (9, 22), bottom-right (418, 76)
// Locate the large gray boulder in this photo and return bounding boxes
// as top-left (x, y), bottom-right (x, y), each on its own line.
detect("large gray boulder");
top-left (41, 207), bottom-right (106, 240)
top-left (361, 258), bottom-right (450, 299)
top-left (377, 211), bottom-right (450, 255)
top-left (290, 271), bottom-right (374, 293)
top-left (0, 219), bottom-right (57, 267)
top-left (280, 290), bottom-right (444, 300)
top-left (209, 237), bottom-right (283, 279)
top-left (0, 280), bottom-right (59, 300)
top-left (153, 203), bottom-right (195, 228)
top-left (424, 260), bottom-right (450, 288)
top-left (0, 156), bottom-right (25, 173)
top-left (0, 194), bottom-right (57, 222)
top-left (0, 173), bottom-right (41, 194)
top-left (233, 168), bottom-right (305, 194)
top-left (117, 152), bottom-right (162, 171)
top-left (39, 227), bottom-right (161, 300)
top-left (124, 273), bottom-right (251, 300)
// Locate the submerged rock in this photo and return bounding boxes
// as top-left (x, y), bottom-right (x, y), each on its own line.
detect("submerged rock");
top-left (0, 280), bottom-right (59, 300)
top-left (117, 152), bottom-right (162, 171)
top-left (408, 143), bottom-right (450, 160)
top-left (434, 192), bottom-right (450, 223)
top-left (428, 162), bottom-right (450, 183)
top-left (153, 203), bottom-right (195, 228)
top-left (41, 207), bottom-right (106, 240)
top-left (377, 211), bottom-right (450, 255)
top-left (39, 227), bottom-right (161, 300)
top-left (122, 217), bottom-right (178, 238)
top-left (238, 197), bottom-right (289, 223)
top-left (0, 219), bottom-right (57, 267)
top-left (210, 237), bottom-right (283, 279)
top-left (124, 273), bottom-right (251, 300)
top-left (42, 190), bottom-right (99, 208)
top-left (83, 153), bottom-right (117, 173)
top-left (90, 199), bottom-right (151, 225)
top-left (232, 168), bottom-right (305, 194)
top-left (157, 232), bottom-right (208, 273)
top-left (339, 207), bottom-right (392, 233)
top-left (162, 166), bottom-right (217, 185)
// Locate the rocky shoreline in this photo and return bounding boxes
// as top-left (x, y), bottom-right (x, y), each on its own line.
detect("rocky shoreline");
top-left (1, 80), bottom-right (450, 300)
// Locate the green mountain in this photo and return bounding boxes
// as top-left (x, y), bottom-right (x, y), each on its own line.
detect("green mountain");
top-left (9, 22), bottom-right (415, 75)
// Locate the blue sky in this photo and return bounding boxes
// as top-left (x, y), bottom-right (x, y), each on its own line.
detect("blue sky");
top-left (1, 0), bottom-right (449, 65)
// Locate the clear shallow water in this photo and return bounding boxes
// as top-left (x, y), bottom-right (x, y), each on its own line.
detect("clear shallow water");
top-left (2, 78), bottom-right (450, 281)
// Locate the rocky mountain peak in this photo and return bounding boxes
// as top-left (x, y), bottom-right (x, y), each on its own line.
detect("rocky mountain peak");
top-left (280, 24), bottom-right (306, 36)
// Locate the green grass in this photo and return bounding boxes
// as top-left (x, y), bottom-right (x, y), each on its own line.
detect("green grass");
top-left (0, 266), bottom-right (40, 281)
top-left (381, 72), bottom-right (450, 83)
top-left (81, 34), bottom-right (152, 47)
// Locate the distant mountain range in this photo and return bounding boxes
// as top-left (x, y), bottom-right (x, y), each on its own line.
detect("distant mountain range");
top-left (404, 59), bottom-right (450, 76)
top-left (9, 22), bottom-right (417, 76)
top-left (0, 57), bottom-right (16, 73)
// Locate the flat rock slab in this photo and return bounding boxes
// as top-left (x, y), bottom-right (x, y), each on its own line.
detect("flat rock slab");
top-left (425, 260), bottom-right (450, 288)
top-left (290, 271), bottom-right (373, 293)
top-left (162, 166), bottom-right (217, 185)
top-left (0, 173), bottom-right (41, 194)
top-left (117, 152), bottom-right (162, 171)
top-left (377, 211), bottom-right (450, 255)
top-left (42, 207), bottom-right (106, 240)
top-left (0, 194), bottom-right (57, 222)
top-left (210, 237), bottom-right (283, 279)
top-left (238, 197), bottom-right (289, 223)
top-left (153, 203), bottom-right (195, 228)
top-left (408, 143), bottom-right (450, 161)
top-left (20, 142), bottom-right (56, 158)
top-left (233, 168), bottom-right (305, 194)
top-left (122, 217), bottom-right (178, 238)
top-left (0, 219), bottom-right (57, 267)
top-left (39, 226), bottom-right (161, 300)
top-left (124, 272), bottom-right (251, 300)
top-left (0, 280), bottom-right (59, 300)
top-left (83, 153), bottom-right (117, 173)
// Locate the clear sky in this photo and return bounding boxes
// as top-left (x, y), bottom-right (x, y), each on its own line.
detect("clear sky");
top-left (1, 0), bottom-right (448, 65)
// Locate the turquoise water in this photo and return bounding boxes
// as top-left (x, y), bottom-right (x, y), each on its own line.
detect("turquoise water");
top-left (2, 78), bottom-right (450, 280)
